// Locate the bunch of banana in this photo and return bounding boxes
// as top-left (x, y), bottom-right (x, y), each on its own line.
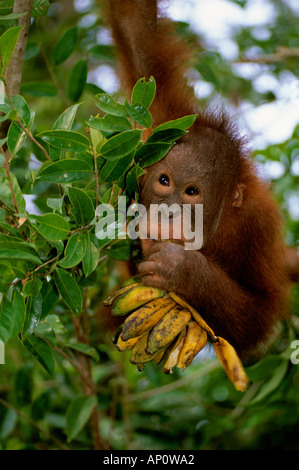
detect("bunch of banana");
top-left (104, 281), bottom-right (249, 392)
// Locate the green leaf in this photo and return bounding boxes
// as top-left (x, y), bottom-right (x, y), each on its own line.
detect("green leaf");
top-left (68, 186), bottom-right (95, 225)
top-left (54, 268), bottom-right (83, 315)
top-left (22, 292), bottom-right (42, 338)
top-left (88, 44), bottom-right (115, 61)
top-left (0, 168), bottom-right (26, 213)
top-left (131, 76), bottom-right (156, 109)
top-left (40, 279), bottom-right (59, 320)
top-left (29, 213), bottom-right (70, 241)
top-left (22, 334), bottom-right (55, 377)
top-left (0, 247), bottom-right (41, 265)
top-left (106, 239), bottom-right (132, 261)
top-left (154, 114), bottom-right (198, 132)
top-left (136, 142), bottom-right (174, 167)
top-left (7, 95), bottom-right (34, 156)
top-left (0, 298), bottom-right (14, 342)
top-left (11, 95), bottom-right (32, 126)
top-left (0, 292), bottom-right (25, 342)
top-left (100, 152), bottom-right (133, 183)
top-left (47, 197), bottom-right (63, 213)
top-left (44, 314), bottom-right (66, 335)
top-left (52, 26), bottom-right (78, 65)
top-left (89, 125), bottom-right (105, 154)
top-left (35, 323), bottom-right (56, 347)
top-left (11, 289), bottom-right (26, 338)
top-left (95, 93), bottom-right (126, 117)
top-left (66, 395), bottom-right (97, 442)
top-left (0, 221), bottom-right (23, 239)
top-left (147, 128), bottom-right (187, 144)
top-left (24, 41), bottom-right (40, 60)
top-left (0, 26), bottom-right (22, 75)
top-left (32, 0), bottom-right (50, 18)
top-left (7, 121), bottom-right (27, 157)
top-left (124, 99), bottom-right (152, 128)
top-left (31, 136), bottom-right (50, 162)
top-left (195, 56), bottom-right (220, 88)
top-left (23, 278), bottom-right (43, 297)
top-left (53, 103), bottom-right (81, 130)
top-left (126, 164), bottom-right (145, 195)
top-left (246, 355), bottom-right (282, 382)
top-left (85, 82), bottom-right (105, 95)
top-left (37, 159), bottom-right (91, 183)
top-left (21, 82), bottom-right (57, 97)
top-left (100, 129), bottom-right (142, 160)
top-left (67, 58), bottom-right (88, 102)
top-left (37, 129), bottom-right (90, 152)
top-left (250, 360), bottom-right (289, 404)
top-left (82, 231), bottom-right (99, 277)
top-left (58, 232), bottom-right (86, 268)
top-left (0, 12), bottom-right (27, 20)
top-left (87, 114), bottom-right (132, 138)
top-left (65, 342), bottom-right (99, 361)
top-left (0, 260), bottom-right (28, 284)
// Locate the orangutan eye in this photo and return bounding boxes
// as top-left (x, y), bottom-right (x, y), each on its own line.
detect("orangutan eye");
top-left (185, 186), bottom-right (199, 196)
top-left (159, 174), bottom-right (170, 186)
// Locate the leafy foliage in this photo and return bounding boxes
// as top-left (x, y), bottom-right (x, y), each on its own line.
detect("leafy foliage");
top-left (0, 0), bottom-right (298, 451)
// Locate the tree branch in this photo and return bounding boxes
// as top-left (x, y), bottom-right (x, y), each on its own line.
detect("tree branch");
top-left (0, 0), bottom-right (33, 141)
top-left (4, 0), bottom-right (33, 96)
top-left (237, 46), bottom-right (299, 64)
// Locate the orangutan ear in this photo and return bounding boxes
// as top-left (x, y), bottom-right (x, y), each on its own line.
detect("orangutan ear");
top-left (233, 184), bottom-right (246, 208)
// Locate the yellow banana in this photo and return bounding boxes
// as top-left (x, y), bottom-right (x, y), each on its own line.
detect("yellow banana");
top-left (116, 333), bottom-right (144, 351)
top-left (153, 348), bottom-right (167, 365)
top-left (103, 283), bottom-right (141, 307)
top-left (169, 292), bottom-right (216, 340)
top-left (213, 336), bottom-right (249, 392)
top-left (163, 327), bottom-right (187, 374)
top-left (129, 332), bottom-right (159, 364)
top-left (107, 280), bottom-right (249, 393)
top-left (147, 305), bottom-right (191, 355)
top-left (121, 296), bottom-right (176, 341)
top-left (111, 284), bottom-right (166, 316)
top-left (111, 324), bottom-right (123, 345)
top-left (177, 321), bottom-right (208, 371)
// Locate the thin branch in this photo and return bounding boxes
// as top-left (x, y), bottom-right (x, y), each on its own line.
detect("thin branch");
top-left (32, 255), bottom-right (59, 273)
top-left (98, 254), bottom-right (108, 265)
top-left (2, 77), bottom-right (51, 161)
top-left (70, 223), bottom-right (92, 235)
top-left (237, 46), bottom-right (299, 64)
top-left (1, 145), bottom-right (19, 214)
top-left (77, 292), bottom-right (110, 450)
top-left (231, 381), bottom-right (263, 418)
top-left (108, 183), bottom-right (116, 205)
top-left (55, 345), bottom-right (95, 391)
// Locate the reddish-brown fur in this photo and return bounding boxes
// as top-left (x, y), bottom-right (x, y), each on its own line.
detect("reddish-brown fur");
top-left (105, 0), bottom-right (290, 362)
